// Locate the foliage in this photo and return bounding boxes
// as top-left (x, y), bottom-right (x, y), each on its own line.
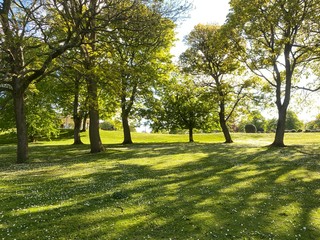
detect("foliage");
top-left (0, 0), bottom-right (98, 162)
top-left (306, 114), bottom-right (320, 130)
top-left (265, 111), bottom-right (303, 133)
top-left (25, 83), bottom-right (61, 142)
top-left (104, 4), bottom-right (176, 143)
top-left (145, 74), bottom-right (218, 138)
top-left (266, 118), bottom-right (278, 133)
top-left (0, 131), bottom-right (319, 239)
top-left (0, 92), bottom-right (15, 131)
top-left (100, 121), bottom-right (117, 131)
top-left (285, 110), bottom-right (304, 131)
top-left (227, 0), bottom-right (320, 146)
top-left (179, 23), bottom-right (256, 143)
top-left (238, 110), bottom-right (267, 132)
top-left (0, 82), bottom-right (61, 141)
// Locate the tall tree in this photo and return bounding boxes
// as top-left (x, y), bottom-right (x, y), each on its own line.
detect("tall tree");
top-left (107, 6), bottom-right (175, 144)
top-left (227, 0), bottom-right (320, 146)
top-left (52, 58), bottom-right (89, 145)
top-left (0, 0), bottom-right (89, 163)
top-left (78, 0), bottom-right (190, 149)
top-left (180, 24), bottom-right (251, 143)
top-left (149, 75), bottom-right (215, 142)
top-left (79, 0), bottom-right (106, 153)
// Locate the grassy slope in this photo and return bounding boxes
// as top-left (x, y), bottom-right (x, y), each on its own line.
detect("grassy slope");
top-left (0, 131), bottom-right (319, 239)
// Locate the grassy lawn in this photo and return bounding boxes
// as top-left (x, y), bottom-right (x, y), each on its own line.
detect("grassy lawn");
top-left (0, 131), bottom-right (319, 239)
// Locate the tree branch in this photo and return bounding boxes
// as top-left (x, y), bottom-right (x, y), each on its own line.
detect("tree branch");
top-left (292, 85), bottom-right (320, 92)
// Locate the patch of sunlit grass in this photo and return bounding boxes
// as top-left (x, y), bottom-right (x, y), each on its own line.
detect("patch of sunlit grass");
top-left (0, 131), bottom-right (319, 239)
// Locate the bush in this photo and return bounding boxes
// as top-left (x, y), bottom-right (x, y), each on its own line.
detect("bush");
top-left (245, 124), bottom-right (257, 133)
top-left (100, 121), bottom-right (116, 131)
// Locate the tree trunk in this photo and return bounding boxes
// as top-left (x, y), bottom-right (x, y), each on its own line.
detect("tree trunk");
top-left (220, 116), bottom-right (233, 143)
top-left (219, 103), bottom-right (233, 143)
top-left (188, 127), bottom-right (194, 143)
top-left (271, 43), bottom-right (292, 147)
top-left (120, 82), bottom-right (137, 145)
top-left (73, 116), bottom-right (83, 145)
top-left (73, 80), bottom-right (83, 145)
top-left (213, 76), bottom-right (233, 144)
top-left (271, 106), bottom-right (287, 147)
top-left (82, 0), bottom-right (104, 153)
top-left (81, 113), bottom-right (88, 132)
top-left (13, 90), bottom-right (28, 163)
top-left (87, 76), bottom-right (105, 153)
top-left (122, 112), bottom-right (133, 144)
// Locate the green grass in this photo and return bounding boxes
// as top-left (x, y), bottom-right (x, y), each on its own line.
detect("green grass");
top-left (0, 131), bottom-right (319, 239)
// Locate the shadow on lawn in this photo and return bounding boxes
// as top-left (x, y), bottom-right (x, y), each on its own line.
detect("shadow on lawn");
top-left (0, 142), bottom-right (319, 239)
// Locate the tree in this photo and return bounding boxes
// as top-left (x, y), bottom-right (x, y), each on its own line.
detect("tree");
top-left (106, 7), bottom-right (175, 144)
top-left (75, 0), bottom-right (190, 149)
top-left (148, 75), bottom-right (215, 142)
top-left (180, 24), bottom-right (252, 143)
top-left (227, 0), bottom-right (320, 146)
top-left (51, 56), bottom-right (89, 145)
top-left (78, 0), bottom-right (106, 153)
top-left (0, 0), bottom-right (89, 163)
top-left (102, 0), bottom-right (191, 144)
top-left (306, 114), bottom-right (320, 131)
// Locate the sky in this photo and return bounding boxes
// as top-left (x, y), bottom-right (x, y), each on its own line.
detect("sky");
top-left (172, 0), bottom-right (230, 58)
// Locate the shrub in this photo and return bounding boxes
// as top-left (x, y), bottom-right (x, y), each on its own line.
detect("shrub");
top-left (100, 121), bottom-right (116, 131)
top-left (245, 124), bottom-right (257, 133)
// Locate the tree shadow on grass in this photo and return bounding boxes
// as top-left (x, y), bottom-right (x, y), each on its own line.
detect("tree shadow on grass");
top-left (0, 142), bottom-right (319, 239)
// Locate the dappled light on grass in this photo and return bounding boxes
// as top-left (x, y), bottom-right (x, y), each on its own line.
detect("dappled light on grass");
top-left (0, 132), bottom-right (319, 239)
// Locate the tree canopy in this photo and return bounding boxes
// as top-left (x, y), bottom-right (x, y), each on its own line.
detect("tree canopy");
top-left (0, 0), bottom-right (191, 163)
top-left (146, 74), bottom-right (216, 142)
top-left (227, 0), bottom-right (320, 146)
top-left (180, 23), bottom-right (254, 143)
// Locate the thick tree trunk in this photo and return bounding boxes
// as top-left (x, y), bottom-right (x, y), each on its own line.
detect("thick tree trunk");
top-left (120, 83), bottom-right (136, 145)
top-left (73, 116), bottom-right (83, 145)
top-left (271, 106), bottom-right (287, 147)
top-left (220, 116), bottom-right (233, 143)
top-left (219, 103), bottom-right (233, 143)
top-left (87, 77), bottom-right (105, 153)
top-left (188, 127), bottom-right (194, 143)
top-left (82, 1), bottom-right (104, 153)
top-left (122, 113), bottom-right (133, 144)
top-left (13, 90), bottom-right (28, 163)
